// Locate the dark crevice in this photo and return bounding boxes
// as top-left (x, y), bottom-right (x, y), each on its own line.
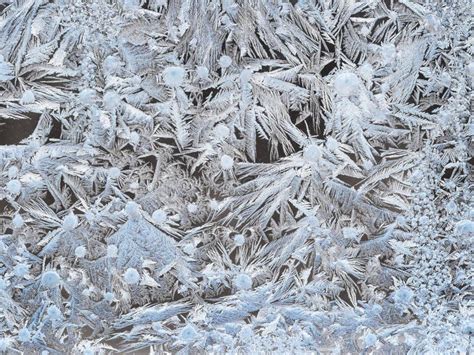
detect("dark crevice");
top-left (0, 114), bottom-right (40, 145)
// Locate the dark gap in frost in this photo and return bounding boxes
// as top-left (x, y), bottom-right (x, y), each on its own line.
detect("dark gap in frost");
top-left (0, 114), bottom-right (40, 145)
top-left (48, 117), bottom-right (62, 141)
top-left (320, 60), bottom-right (337, 77)
top-left (255, 134), bottom-right (272, 163)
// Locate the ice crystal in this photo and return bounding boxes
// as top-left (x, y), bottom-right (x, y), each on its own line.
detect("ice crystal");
top-left (0, 0), bottom-right (472, 353)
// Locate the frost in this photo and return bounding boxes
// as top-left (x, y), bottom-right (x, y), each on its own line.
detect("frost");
top-left (233, 234), bottom-right (245, 246)
top-left (41, 271), bottom-right (60, 288)
top-left (163, 66), bottom-right (186, 87)
top-left (123, 268), bottom-right (140, 285)
top-left (220, 154), bottom-right (234, 170)
top-left (218, 55), bottom-right (232, 68)
top-left (20, 90), bottom-right (35, 105)
top-left (234, 273), bottom-right (252, 290)
top-left (62, 212), bottom-right (78, 231)
top-left (333, 72), bottom-right (360, 97)
top-left (6, 179), bottom-right (21, 195)
top-left (74, 245), bottom-right (87, 258)
top-left (152, 209), bottom-right (167, 225)
top-left (0, 0), bottom-right (472, 353)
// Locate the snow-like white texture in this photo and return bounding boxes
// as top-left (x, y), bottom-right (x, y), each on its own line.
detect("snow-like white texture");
top-left (333, 72), bottom-right (360, 97)
top-left (12, 214), bottom-right (24, 229)
top-left (220, 154), bottom-right (234, 170)
top-left (107, 244), bottom-right (118, 258)
top-left (20, 90), bottom-right (35, 105)
top-left (41, 271), bottom-right (60, 288)
top-left (233, 234), bottom-right (245, 246)
top-left (218, 55), bottom-right (232, 68)
top-left (163, 66), bottom-right (186, 87)
top-left (123, 268), bottom-right (140, 285)
top-left (0, 0), bottom-right (472, 354)
top-left (62, 212), bottom-right (78, 231)
top-left (233, 273), bottom-right (252, 290)
top-left (152, 209), bottom-right (167, 225)
top-left (6, 179), bottom-right (21, 195)
top-left (74, 245), bottom-right (87, 258)
top-left (303, 144), bottom-right (321, 162)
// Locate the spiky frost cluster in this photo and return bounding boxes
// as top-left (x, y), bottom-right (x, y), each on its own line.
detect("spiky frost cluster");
top-left (0, 0), bottom-right (472, 354)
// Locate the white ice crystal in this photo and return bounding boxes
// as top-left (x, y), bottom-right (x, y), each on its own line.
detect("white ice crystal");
top-left (108, 167), bottom-right (121, 179)
top-left (234, 273), bottom-right (252, 290)
top-left (455, 220), bottom-right (474, 235)
top-left (218, 55), bottom-right (232, 68)
top-left (334, 72), bottom-right (360, 97)
top-left (152, 209), bottom-right (167, 225)
top-left (79, 88), bottom-right (96, 105)
top-left (74, 245), bottom-right (87, 258)
top-left (233, 234), bottom-right (245, 246)
top-left (17, 328), bottom-right (31, 343)
top-left (303, 144), bottom-right (322, 162)
top-left (41, 271), bottom-right (60, 288)
top-left (123, 268), bottom-right (140, 285)
top-left (220, 154), bottom-right (234, 170)
top-left (12, 214), bottom-right (24, 229)
top-left (7, 166), bottom-right (18, 179)
top-left (214, 124), bottom-right (230, 139)
top-left (107, 245), bottom-right (118, 257)
top-left (179, 324), bottom-right (198, 343)
top-left (364, 333), bottom-right (377, 348)
top-left (0, 0), bottom-right (472, 353)
top-left (103, 91), bottom-right (121, 111)
top-left (6, 179), bottom-right (21, 195)
top-left (163, 66), bottom-right (186, 87)
top-left (196, 66), bottom-right (209, 80)
top-left (20, 90), bottom-right (35, 105)
top-left (125, 201), bottom-right (141, 219)
top-left (62, 212), bottom-right (78, 231)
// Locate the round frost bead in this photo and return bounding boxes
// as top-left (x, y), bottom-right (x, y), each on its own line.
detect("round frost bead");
top-left (326, 137), bottom-right (339, 151)
top-left (455, 220), bottom-right (474, 235)
top-left (152, 209), bottom-right (167, 225)
top-left (6, 179), bottom-right (22, 195)
top-left (7, 166), bottom-right (18, 179)
top-left (196, 66), bottom-right (209, 80)
top-left (364, 333), bottom-right (377, 348)
top-left (218, 55), bottom-right (232, 68)
top-left (107, 244), bottom-right (118, 258)
top-left (62, 212), bottom-right (78, 231)
top-left (103, 91), bottom-right (121, 111)
top-left (18, 328), bottom-right (31, 342)
top-left (214, 124), bottom-right (230, 139)
top-left (187, 203), bottom-right (198, 214)
top-left (20, 90), bottom-right (35, 105)
top-left (12, 214), bottom-right (24, 229)
top-left (234, 273), bottom-right (252, 290)
top-left (125, 201), bottom-right (141, 219)
top-left (233, 234), bottom-right (245, 246)
top-left (162, 66), bottom-right (186, 87)
top-left (104, 292), bottom-right (115, 302)
top-left (123, 268), bottom-right (140, 285)
top-left (74, 245), bottom-right (87, 258)
top-left (41, 270), bottom-right (61, 288)
top-left (334, 72), bottom-right (360, 97)
top-left (129, 132), bottom-right (140, 145)
top-left (78, 88), bottom-right (96, 105)
top-left (303, 144), bottom-right (322, 162)
top-left (220, 155), bottom-right (234, 170)
top-left (179, 324), bottom-right (198, 343)
top-left (13, 263), bottom-right (29, 277)
top-left (47, 305), bottom-right (62, 321)
top-left (108, 167), bottom-right (121, 179)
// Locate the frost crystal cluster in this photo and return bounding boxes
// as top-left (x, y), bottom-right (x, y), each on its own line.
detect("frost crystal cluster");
top-left (0, 0), bottom-right (472, 354)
